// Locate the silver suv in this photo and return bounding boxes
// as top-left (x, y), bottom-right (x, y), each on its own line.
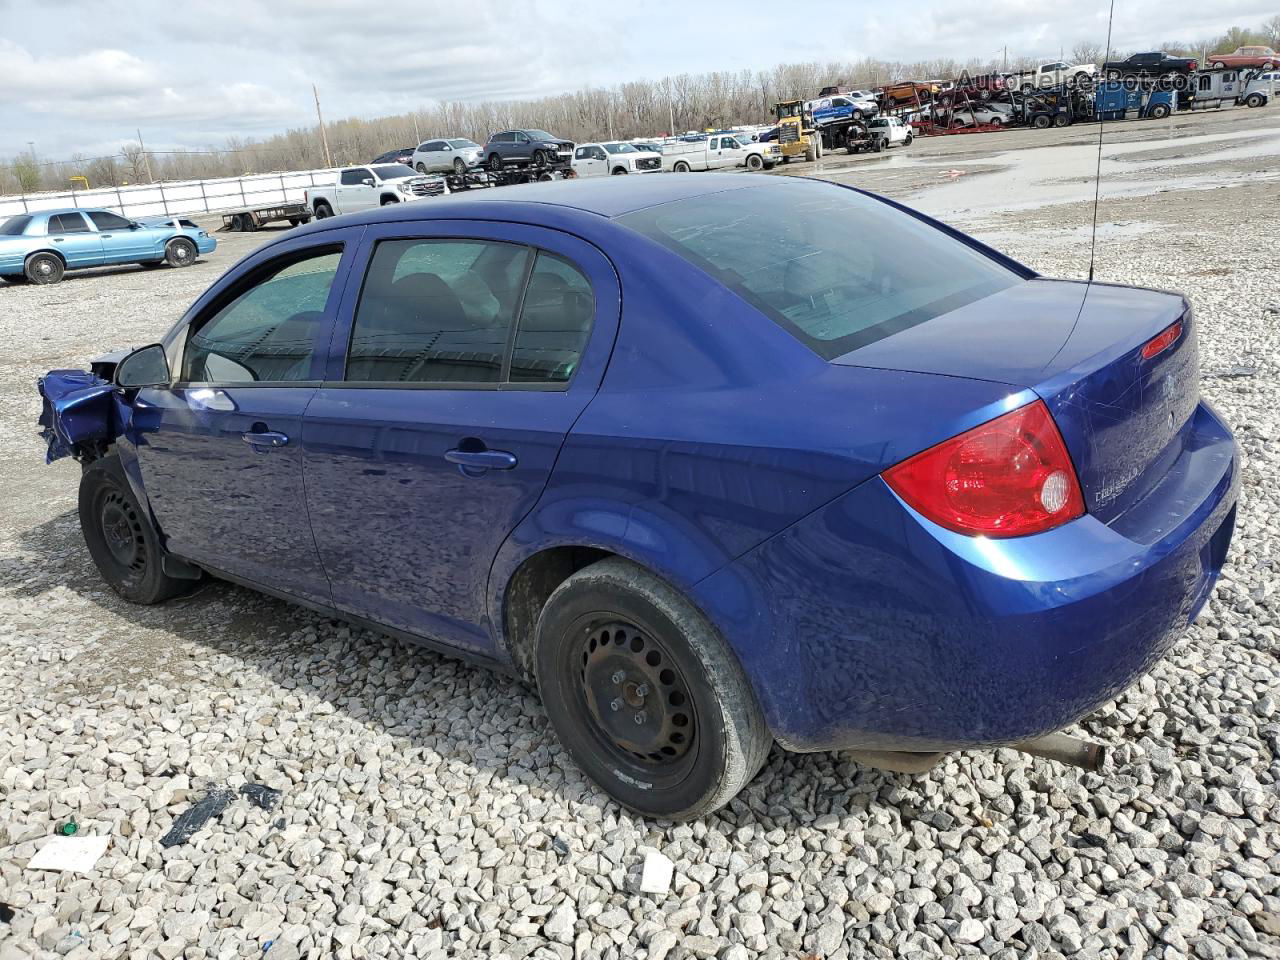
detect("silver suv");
top-left (411, 138), bottom-right (483, 175)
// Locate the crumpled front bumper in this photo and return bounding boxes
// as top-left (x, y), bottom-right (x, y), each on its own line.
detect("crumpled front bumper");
top-left (36, 369), bottom-right (119, 463)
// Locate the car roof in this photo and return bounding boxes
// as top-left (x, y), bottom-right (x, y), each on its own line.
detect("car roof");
top-left (289, 174), bottom-right (767, 233)
top-left (25, 208), bottom-right (110, 218)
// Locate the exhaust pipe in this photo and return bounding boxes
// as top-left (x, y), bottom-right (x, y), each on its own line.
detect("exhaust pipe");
top-left (1011, 733), bottom-right (1105, 771)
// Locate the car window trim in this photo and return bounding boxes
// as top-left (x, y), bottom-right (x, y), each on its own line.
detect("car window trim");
top-left (173, 241), bottom-right (346, 388)
top-left (337, 234), bottom-right (590, 392)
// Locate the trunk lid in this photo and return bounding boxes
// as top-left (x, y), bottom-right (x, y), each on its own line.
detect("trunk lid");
top-left (835, 278), bottom-right (1197, 524)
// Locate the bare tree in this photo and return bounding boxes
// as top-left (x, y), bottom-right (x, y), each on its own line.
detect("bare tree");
top-left (1265, 14), bottom-right (1280, 47)
top-left (1071, 42), bottom-right (1105, 65)
top-left (121, 143), bottom-right (148, 182)
top-left (11, 154), bottom-right (40, 192)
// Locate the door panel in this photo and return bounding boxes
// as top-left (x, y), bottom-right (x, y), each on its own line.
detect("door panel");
top-left (303, 221), bottom-right (620, 652)
top-left (134, 386), bottom-right (328, 599)
top-left (46, 213), bottom-right (103, 268)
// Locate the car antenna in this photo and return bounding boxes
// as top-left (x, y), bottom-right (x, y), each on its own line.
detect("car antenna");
top-left (1087, 0), bottom-right (1118, 284)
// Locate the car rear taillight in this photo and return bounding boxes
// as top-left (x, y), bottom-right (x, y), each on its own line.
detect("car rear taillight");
top-left (1141, 320), bottom-right (1182, 360)
top-left (883, 400), bottom-right (1085, 538)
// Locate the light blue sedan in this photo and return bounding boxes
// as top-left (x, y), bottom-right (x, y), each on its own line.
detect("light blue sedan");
top-left (0, 208), bottom-right (216, 285)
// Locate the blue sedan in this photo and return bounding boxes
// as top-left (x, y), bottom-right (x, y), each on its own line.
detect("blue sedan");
top-left (36, 175), bottom-right (1237, 819)
top-left (0, 208), bottom-right (215, 285)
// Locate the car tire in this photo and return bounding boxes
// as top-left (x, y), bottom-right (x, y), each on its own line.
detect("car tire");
top-left (1053, 113), bottom-right (1070, 127)
top-left (534, 557), bottom-right (771, 820)
top-left (1245, 92), bottom-right (1265, 108)
top-left (905, 131), bottom-right (915, 143)
top-left (165, 237), bottom-right (197, 267)
top-left (314, 202), bottom-right (333, 220)
top-left (745, 153), bottom-right (764, 171)
top-left (380, 196), bottom-right (399, 206)
top-left (1033, 114), bottom-right (1052, 129)
top-left (1021, 83), bottom-right (1035, 94)
top-left (232, 213), bottom-right (255, 232)
top-left (1211, 62), bottom-right (1226, 69)
top-left (453, 157), bottom-right (467, 175)
top-left (79, 455), bottom-right (190, 605)
top-left (487, 153), bottom-right (503, 172)
top-left (416, 163), bottom-right (429, 174)
top-left (673, 160), bottom-right (691, 173)
top-left (612, 166), bottom-right (628, 175)
top-left (287, 217), bottom-right (302, 227)
top-left (531, 149), bottom-right (547, 168)
top-left (1149, 103), bottom-right (1171, 119)
top-left (25, 252), bottom-right (64, 285)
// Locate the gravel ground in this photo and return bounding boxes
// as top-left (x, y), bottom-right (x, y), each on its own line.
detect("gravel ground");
top-left (2, 108), bottom-right (1279, 960)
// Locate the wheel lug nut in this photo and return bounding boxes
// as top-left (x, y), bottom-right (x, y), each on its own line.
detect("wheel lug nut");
top-left (611, 671), bottom-right (625, 684)
top-left (635, 684), bottom-right (649, 698)
top-left (610, 699), bottom-right (622, 712)
top-left (634, 712), bottom-right (646, 725)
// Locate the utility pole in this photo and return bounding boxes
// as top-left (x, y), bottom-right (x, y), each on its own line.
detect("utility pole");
top-left (313, 84), bottom-right (334, 169)
top-left (668, 101), bottom-right (676, 136)
top-left (413, 114), bottom-right (421, 145)
top-left (136, 129), bottom-right (154, 183)
top-left (1003, 47), bottom-right (1008, 71)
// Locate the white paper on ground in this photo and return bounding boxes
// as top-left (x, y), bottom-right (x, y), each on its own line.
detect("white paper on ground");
top-left (639, 849), bottom-right (674, 895)
top-left (27, 835), bottom-right (111, 873)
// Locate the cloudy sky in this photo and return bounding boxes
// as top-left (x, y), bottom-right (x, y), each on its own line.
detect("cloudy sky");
top-left (3, 0), bottom-right (1274, 163)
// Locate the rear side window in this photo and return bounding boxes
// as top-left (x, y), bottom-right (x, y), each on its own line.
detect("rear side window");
top-left (0, 216), bottom-right (31, 236)
top-left (183, 248), bottom-right (342, 383)
top-left (346, 239), bottom-right (531, 384)
top-left (510, 252), bottom-right (595, 383)
top-left (49, 213), bottom-right (90, 234)
top-left (618, 180), bottom-right (1022, 359)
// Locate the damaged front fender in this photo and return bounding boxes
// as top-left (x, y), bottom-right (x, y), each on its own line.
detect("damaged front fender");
top-left (36, 369), bottom-right (131, 463)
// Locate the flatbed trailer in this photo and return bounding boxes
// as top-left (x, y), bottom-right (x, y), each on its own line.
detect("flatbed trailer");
top-left (220, 202), bottom-right (312, 232)
top-left (446, 161), bottom-right (574, 192)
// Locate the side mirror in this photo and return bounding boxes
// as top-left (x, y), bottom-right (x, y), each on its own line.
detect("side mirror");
top-left (114, 344), bottom-right (170, 389)
top-left (361, 178), bottom-right (375, 187)
top-left (128, 222), bottom-right (142, 230)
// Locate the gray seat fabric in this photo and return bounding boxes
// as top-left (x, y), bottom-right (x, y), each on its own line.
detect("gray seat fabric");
top-left (348, 272), bottom-right (506, 382)
top-left (511, 273), bottom-right (594, 382)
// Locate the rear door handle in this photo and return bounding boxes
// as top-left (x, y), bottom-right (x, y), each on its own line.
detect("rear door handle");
top-left (242, 430), bottom-right (289, 448)
top-left (445, 447), bottom-right (518, 474)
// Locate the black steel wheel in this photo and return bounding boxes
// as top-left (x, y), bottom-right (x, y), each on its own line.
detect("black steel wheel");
top-left (25, 252), bottom-right (64, 284)
top-left (488, 152), bottom-right (503, 172)
top-left (535, 558), bottom-right (771, 820)
top-left (165, 237), bottom-right (197, 267)
top-left (79, 455), bottom-right (189, 604)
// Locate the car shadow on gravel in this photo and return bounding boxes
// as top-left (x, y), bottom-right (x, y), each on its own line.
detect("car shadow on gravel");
top-left (15, 509), bottom-right (918, 825)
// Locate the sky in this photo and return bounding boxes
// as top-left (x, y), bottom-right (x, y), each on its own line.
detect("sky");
top-left (2, 0), bottom-right (1275, 163)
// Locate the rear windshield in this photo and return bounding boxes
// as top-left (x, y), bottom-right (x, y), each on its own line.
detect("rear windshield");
top-left (373, 164), bottom-right (416, 179)
top-left (0, 216), bottom-right (31, 236)
top-left (617, 180), bottom-right (1023, 358)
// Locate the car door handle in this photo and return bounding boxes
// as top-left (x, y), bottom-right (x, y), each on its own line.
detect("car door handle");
top-left (242, 430), bottom-right (289, 448)
top-left (100, 234), bottom-right (113, 238)
top-left (52, 238), bottom-right (64, 242)
top-left (445, 447), bottom-right (518, 474)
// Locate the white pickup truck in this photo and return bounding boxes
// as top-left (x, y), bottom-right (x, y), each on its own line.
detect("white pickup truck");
top-left (1006, 61), bottom-right (1098, 92)
top-left (305, 164), bottom-right (447, 219)
top-left (663, 134), bottom-right (781, 172)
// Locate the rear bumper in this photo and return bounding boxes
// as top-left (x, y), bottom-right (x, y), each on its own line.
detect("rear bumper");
top-left (196, 236), bottom-right (217, 255)
top-left (695, 400), bottom-right (1239, 753)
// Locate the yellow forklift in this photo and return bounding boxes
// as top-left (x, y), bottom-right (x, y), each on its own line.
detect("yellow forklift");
top-left (774, 99), bottom-right (823, 162)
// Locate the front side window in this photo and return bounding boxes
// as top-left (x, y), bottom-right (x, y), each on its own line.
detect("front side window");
top-left (618, 180), bottom-right (1021, 359)
top-left (448, 139), bottom-right (476, 149)
top-left (340, 169), bottom-right (369, 185)
top-left (49, 213), bottom-right (90, 235)
top-left (346, 239), bottom-right (530, 384)
top-left (575, 147), bottom-right (591, 160)
top-left (510, 252), bottom-right (594, 384)
top-left (88, 211), bottom-right (132, 231)
top-left (183, 248), bottom-right (342, 383)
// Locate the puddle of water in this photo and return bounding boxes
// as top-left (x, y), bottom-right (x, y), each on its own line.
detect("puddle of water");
top-left (902, 123), bottom-right (1280, 218)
